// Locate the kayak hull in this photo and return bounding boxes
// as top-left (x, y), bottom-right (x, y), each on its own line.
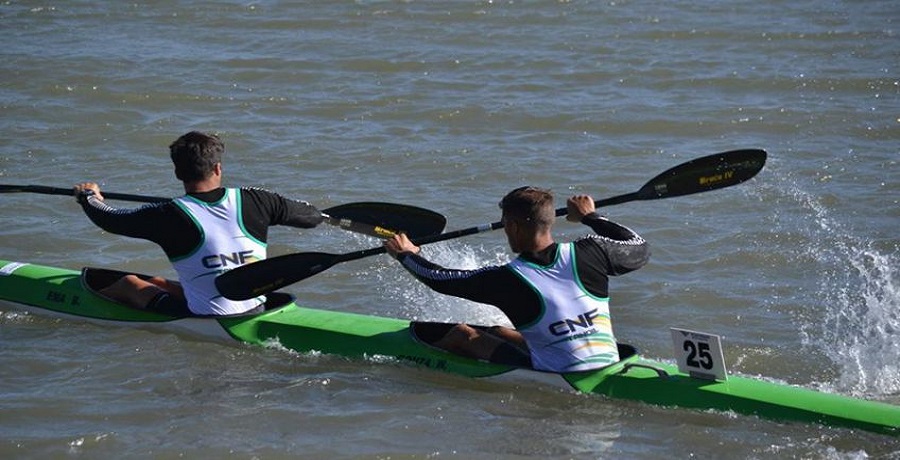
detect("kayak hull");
top-left (565, 356), bottom-right (900, 437)
top-left (1, 259), bottom-right (898, 437)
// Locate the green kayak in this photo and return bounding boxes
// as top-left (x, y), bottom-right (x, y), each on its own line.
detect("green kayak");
top-left (1, 259), bottom-right (898, 437)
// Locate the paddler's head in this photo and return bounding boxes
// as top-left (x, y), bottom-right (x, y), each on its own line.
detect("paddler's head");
top-left (499, 186), bottom-right (555, 253)
top-left (169, 131), bottom-right (224, 190)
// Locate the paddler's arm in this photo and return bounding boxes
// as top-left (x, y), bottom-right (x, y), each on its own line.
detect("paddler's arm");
top-left (73, 182), bottom-right (166, 239)
top-left (383, 233), bottom-right (539, 323)
top-left (239, 187), bottom-right (325, 238)
top-left (384, 233), bottom-right (460, 286)
top-left (568, 194), bottom-right (650, 276)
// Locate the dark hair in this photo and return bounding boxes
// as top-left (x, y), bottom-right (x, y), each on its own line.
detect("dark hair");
top-left (499, 186), bottom-right (555, 229)
top-left (169, 131), bottom-right (224, 182)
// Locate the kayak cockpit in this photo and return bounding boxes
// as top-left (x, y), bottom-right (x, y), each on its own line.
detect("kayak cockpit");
top-left (81, 267), bottom-right (293, 318)
top-left (410, 321), bottom-right (638, 370)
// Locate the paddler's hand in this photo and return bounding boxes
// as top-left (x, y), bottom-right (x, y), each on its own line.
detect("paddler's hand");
top-left (384, 233), bottom-right (420, 259)
top-left (73, 182), bottom-right (104, 203)
top-left (566, 194), bottom-right (596, 222)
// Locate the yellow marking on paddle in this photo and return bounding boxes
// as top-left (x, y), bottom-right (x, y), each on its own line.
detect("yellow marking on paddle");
top-left (374, 226), bottom-right (397, 238)
top-left (698, 169), bottom-right (735, 186)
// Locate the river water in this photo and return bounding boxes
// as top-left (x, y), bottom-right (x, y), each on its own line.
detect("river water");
top-left (1, 1), bottom-right (898, 458)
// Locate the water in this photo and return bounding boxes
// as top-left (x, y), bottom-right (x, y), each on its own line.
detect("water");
top-left (2, 1), bottom-right (898, 457)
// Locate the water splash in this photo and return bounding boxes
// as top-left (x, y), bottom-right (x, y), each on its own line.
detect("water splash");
top-left (374, 240), bottom-right (514, 326)
top-left (788, 186), bottom-right (900, 397)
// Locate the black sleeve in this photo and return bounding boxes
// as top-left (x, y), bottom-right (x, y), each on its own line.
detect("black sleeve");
top-left (239, 187), bottom-right (325, 242)
top-left (395, 253), bottom-right (543, 326)
top-left (573, 213), bottom-right (651, 297)
top-left (77, 195), bottom-right (202, 258)
top-left (78, 194), bottom-right (152, 238)
top-left (78, 195), bottom-right (178, 242)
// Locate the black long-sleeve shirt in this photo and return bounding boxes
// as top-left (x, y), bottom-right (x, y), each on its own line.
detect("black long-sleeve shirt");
top-left (395, 213), bottom-right (650, 326)
top-left (78, 187), bottom-right (324, 259)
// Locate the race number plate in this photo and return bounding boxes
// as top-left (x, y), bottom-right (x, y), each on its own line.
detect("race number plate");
top-left (670, 328), bottom-right (728, 381)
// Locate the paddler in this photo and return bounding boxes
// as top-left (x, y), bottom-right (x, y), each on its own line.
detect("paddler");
top-left (73, 131), bottom-right (324, 316)
top-left (384, 186), bottom-right (650, 371)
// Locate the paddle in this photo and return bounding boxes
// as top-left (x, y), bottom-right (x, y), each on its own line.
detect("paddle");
top-left (216, 148), bottom-right (767, 300)
top-left (0, 184), bottom-right (167, 203)
top-left (0, 184), bottom-right (446, 240)
top-left (321, 202), bottom-right (446, 240)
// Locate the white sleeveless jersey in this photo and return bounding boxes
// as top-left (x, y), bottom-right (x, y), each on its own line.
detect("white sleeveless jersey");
top-left (509, 243), bottom-right (620, 372)
top-left (171, 188), bottom-right (267, 315)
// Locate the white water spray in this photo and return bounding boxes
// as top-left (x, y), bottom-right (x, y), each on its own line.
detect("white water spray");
top-left (373, 240), bottom-right (514, 326)
top-left (788, 186), bottom-right (900, 397)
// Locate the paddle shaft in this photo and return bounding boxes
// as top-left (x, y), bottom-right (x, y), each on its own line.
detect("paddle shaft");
top-left (214, 148), bottom-right (768, 300)
top-left (1, 184), bottom-right (447, 240)
top-left (330, 190), bottom-right (645, 264)
top-left (0, 184), bottom-right (166, 203)
top-left (335, 147), bottom-right (766, 263)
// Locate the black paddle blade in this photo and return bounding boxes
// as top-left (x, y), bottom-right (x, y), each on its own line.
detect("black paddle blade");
top-left (323, 202), bottom-right (446, 239)
top-left (219, 149), bottom-right (767, 299)
top-left (215, 252), bottom-right (340, 300)
top-left (637, 149), bottom-right (767, 200)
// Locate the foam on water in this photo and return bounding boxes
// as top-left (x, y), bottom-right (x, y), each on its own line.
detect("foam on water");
top-left (373, 239), bottom-right (514, 327)
top-left (787, 185), bottom-right (900, 397)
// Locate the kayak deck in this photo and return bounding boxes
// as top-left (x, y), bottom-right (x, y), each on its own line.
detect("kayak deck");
top-left (564, 356), bottom-right (900, 436)
top-left (219, 305), bottom-right (522, 378)
top-left (1, 259), bottom-right (898, 437)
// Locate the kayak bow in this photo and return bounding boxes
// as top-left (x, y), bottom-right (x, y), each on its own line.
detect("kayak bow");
top-left (0, 259), bottom-right (897, 437)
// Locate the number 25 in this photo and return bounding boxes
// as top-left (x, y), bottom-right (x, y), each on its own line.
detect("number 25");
top-left (684, 340), bottom-right (714, 370)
